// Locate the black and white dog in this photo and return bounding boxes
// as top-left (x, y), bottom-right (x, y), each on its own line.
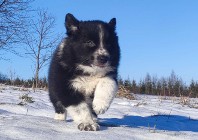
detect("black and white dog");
top-left (48, 13), bottom-right (120, 131)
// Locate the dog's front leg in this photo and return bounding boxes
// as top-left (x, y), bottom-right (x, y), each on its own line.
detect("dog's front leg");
top-left (92, 76), bottom-right (118, 115)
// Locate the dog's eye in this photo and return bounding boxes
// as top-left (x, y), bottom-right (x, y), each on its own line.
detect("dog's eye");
top-left (84, 40), bottom-right (95, 47)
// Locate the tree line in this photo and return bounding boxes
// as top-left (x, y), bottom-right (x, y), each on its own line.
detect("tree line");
top-left (0, 72), bottom-right (47, 88)
top-left (118, 71), bottom-right (198, 98)
top-left (1, 71), bottom-right (198, 98)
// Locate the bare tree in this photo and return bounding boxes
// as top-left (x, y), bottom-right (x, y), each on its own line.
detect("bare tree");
top-left (24, 9), bottom-right (60, 88)
top-left (8, 67), bottom-right (16, 85)
top-left (145, 73), bottom-right (152, 94)
top-left (0, 0), bottom-right (33, 55)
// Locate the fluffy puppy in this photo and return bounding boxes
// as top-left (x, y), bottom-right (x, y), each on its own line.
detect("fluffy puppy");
top-left (48, 13), bottom-right (120, 131)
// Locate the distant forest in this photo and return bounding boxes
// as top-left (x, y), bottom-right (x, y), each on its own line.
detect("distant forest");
top-left (0, 71), bottom-right (197, 98)
top-left (0, 72), bottom-right (48, 89)
top-left (118, 71), bottom-right (198, 98)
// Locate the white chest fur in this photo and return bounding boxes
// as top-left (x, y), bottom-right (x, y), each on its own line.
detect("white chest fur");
top-left (70, 76), bottom-right (101, 96)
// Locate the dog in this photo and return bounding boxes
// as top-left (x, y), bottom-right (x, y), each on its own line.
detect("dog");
top-left (48, 13), bottom-right (120, 131)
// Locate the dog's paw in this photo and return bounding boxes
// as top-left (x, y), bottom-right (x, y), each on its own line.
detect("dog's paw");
top-left (54, 113), bottom-right (66, 121)
top-left (93, 99), bottom-right (109, 115)
top-left (78, 123), bottom-right (100, 131)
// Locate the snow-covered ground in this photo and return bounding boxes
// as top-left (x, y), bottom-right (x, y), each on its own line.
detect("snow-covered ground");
top-left (0, 84), bottom-right (198, 140)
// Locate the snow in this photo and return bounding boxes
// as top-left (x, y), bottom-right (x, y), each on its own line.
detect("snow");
top-left (0, 84), bottom-right (198, 140)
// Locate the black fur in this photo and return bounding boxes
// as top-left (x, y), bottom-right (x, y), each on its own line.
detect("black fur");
top-left (48, 13), bottom-right (120, 116)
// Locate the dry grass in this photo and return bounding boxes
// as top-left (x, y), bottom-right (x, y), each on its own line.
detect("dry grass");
top-left (178, 96), bottom-right (198, 109)
top-left (18, 93), bottom-right (35, 105)
top-left (116, 85), bottom-right (135, 100)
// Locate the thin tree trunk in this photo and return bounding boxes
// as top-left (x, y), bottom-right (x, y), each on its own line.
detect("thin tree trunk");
top-left (35, 67), bottom-right (39, 88)
top-left (35, 51), bottom-right (40, 88)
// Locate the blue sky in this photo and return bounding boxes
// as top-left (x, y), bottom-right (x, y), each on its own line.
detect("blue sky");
top-left (1, 0), bottom-right (198, 84)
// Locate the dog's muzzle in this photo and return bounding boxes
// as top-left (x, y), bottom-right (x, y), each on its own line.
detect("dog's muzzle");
top-left (96, 55), bottom-right (110, 67)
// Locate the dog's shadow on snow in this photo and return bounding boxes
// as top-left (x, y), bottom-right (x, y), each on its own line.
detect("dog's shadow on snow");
top-left (99, 115), bottom-right (198, 132)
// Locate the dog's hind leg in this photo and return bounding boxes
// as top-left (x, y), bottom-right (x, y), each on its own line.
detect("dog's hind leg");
top-left (53, 101), bottom-right (66, 121)
top-left (67, 102), bottom-right (100, 131)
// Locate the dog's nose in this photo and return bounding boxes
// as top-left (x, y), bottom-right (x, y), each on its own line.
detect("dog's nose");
top-left (97, 55), bottom-right (109, 64)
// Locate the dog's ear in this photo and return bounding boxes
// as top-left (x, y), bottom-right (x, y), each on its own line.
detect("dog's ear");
top-left (65, 13), bottom-right (79, 35)
top-left (109, 18), bottom-right (116, 30)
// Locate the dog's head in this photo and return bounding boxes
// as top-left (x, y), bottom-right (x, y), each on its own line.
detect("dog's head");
top-left (65, 13), bottom-right (120, 75)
